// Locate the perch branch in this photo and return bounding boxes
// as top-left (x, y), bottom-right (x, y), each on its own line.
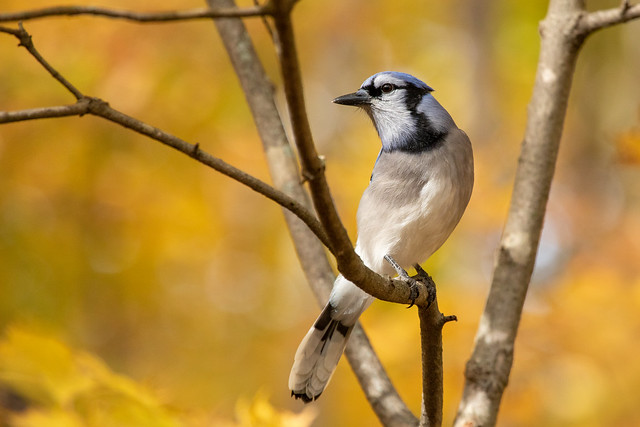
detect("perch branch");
top-left (1, 1), bottom-right (433, 308)
top-left (269, 0), bottom-right (448, 424)
top-left (414, 265), bottom-right (456, 427)
top-left (270, 0), bottom-right (433, 308)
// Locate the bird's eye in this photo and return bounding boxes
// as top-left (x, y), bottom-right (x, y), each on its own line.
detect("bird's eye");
top-left (381, 83), bottom-right (395, 94)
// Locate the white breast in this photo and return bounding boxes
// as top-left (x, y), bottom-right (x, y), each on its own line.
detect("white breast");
top-left (354, 128), bottom-right (473, 276)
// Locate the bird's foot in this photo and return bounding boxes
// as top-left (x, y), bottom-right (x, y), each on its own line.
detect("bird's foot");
top-left (384, 255), bottom-right (420, 308)
top-left (413, 263), bottom-right (436, 309)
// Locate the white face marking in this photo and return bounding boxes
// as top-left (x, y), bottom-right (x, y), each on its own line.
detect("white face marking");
top-left (363, 74), bottom-right (419, 148)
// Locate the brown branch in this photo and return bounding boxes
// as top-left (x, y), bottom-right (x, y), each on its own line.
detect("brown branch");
top-left (207, 1), bottom-right (418, 425)
top-left (415, 267), bottom-right (455, 427)
top-left (270, 0), bottom-right (432, 309)
top-left (0, 24), bottom-right (330, 252)
top-left (454, 1), bottom-right (640, 425)
top-left (270, 1), bottom-right (352, 251)
top-left (412, 266), bottom-right (458, 427)
top-left (0, 103), bottom-right (87, 123)
top-left (0, 4), bottom-right (272, 23)
top-left (418, 305), bottom-right (449, 427)
top-left (208, 0), bottom-right (338, 288)
top-left (1, 24), bottom-right (83, 99)
top-left (269, 1), bottom-right (443, 423)
top-left (0, 98), bottom-right (330, 249)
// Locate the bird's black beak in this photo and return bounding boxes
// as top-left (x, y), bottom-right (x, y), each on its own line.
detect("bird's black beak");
top-left (333, 89), bottom-right (371, 106)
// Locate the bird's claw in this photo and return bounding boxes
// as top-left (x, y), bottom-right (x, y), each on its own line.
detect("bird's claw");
top-left (384, 256), bottom-right (439, 308)
top-left (384, 255), bottom-right (420, 308)
top-left (413, 263), bottom-right (436, 309)
top-left (406, 278), bottom-right (420, 308)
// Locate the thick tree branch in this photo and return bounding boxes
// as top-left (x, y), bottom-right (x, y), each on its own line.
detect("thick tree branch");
top-left (0, 4), bottom-right (271, 23)
top-left (455, 1), bottom-right (640, 425)
top-left (207, 1), bottom-right (418, 425)
top-left (0, 24), bottom-right (330, 251)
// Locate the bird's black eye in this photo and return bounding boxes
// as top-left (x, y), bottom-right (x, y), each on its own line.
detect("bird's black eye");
top-left (381, 83), bottom-right (395, 94)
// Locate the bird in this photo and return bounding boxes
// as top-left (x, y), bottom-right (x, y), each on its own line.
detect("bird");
top-left (288, 71), bottom-right (474, 402)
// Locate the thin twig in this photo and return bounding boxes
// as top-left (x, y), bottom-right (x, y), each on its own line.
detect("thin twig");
top-left (0, 24), bottom-right (330, 251)
top-left (412, 266), bottom-right (447, 427)
top-left (0, 98), bottom-right (331, 249)
top-left (0, 103), bottom-right (88, 123)
top-left (0, 4), bottom-right (272, 23)
top-left (252, 0), bottom-right (277, 43)
top-left (1, 24), bottom-right (83, 99)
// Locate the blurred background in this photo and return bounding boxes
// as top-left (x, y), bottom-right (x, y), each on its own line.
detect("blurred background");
top-left (1, 0), bottom-right (639, 425)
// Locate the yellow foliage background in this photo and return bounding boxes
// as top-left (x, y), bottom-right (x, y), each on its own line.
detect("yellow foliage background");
top-left (1, 0), bottom-right (639, 426)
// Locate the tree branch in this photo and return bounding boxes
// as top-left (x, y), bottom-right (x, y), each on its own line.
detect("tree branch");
top-left (207, 1), bottom-right (418, 425)
top-left (0, 15), bottom-right (420, 425)
top-left (270, 1), bottom-right (352, 252)
top-left (415, 267), bottom-right (456, 427)
top-left (454, 1), bottom-right (640, 425)
top-left (0, 103), bottom-right (87, 123)
top-left (0, 4), bottom-right (271, 23)
top-left (2, 4), bottom-right (433, 306)
top-left (578, 1), bottom-right (640, 36)
top-left (269, 2), bottom-right (448, 423)
top-left (0, 24), bottom-right (330, 252)
top-left (2, 16), bottom-right (419, 425)
top-left (0, 24), bottom-right (83, 99)
top-left (269, 0), bottom-right (433, 309)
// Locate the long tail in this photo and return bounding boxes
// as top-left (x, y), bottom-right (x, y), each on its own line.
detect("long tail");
top-left (288, 302), bottom-right (354, 402)
top-left (289, 276), bottom-right (372, 402)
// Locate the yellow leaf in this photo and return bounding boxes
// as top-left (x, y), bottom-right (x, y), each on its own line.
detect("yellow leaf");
top-left (235, 391), bottom-right (317, 427)
top-left (11, 407), bottom-right (84, 427)
top-left (0, 325), bottom-right (181, 427)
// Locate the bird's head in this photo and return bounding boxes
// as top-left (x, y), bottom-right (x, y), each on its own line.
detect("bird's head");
top-left (333, 71), bottom-right (455, 152)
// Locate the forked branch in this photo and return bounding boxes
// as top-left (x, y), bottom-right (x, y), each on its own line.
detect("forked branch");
top-left (454, 1), bottom-right (640, 425)
top-left (0, 23), bottom-right (330, 251)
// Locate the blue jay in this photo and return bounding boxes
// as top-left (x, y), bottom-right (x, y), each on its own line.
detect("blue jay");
top-left (289, 71), bottom-right (474, 402)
